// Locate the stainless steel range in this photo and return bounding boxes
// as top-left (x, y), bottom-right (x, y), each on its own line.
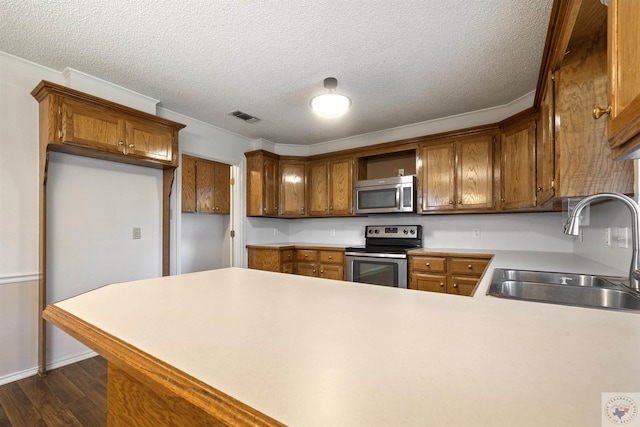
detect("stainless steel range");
top-left (345, 225), bottom-right (422, 288)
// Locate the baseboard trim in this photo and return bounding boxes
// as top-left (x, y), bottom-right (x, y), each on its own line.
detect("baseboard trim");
top-left (0, 350), bottom-right (98, 386)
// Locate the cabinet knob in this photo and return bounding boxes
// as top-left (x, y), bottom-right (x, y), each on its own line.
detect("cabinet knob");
top-left (468, 264), bottom-right (473, 269)
top-left (329, 206), bottom-right (333, 210)
top-left (118, 141), bottom-right (125, 146)
top-left (439, 282), bottom-right (445, 287)
top-left (426, 262), bottom-right (430, 267)
top-left (453, 283), bottom-right (458, 288)
top-left (449, 200), bottom-right (453, 205)
top-left (320, 270), bottom-right (324, 274)
top-left (537, 187), bottom-right (543, 192)
top-left (328, 256), bottom-right (333, 259)
top-left (501, 198), bottom-right (506, 202)
top-left (128, 143), bottom-right (135, 148)
top-left (458, 200), bottom-right (462, 204)
top-left (592, 105), bottom-right (611, 120)
top-left (313, 269), bottom-right (317, 273)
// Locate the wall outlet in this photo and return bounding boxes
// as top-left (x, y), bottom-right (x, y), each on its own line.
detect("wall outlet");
top-left (330, 228), bottom-right (336, 236)
top-left (398, 168), bottom-right (404, 176)
top-left (605, 227), bottom-right (611, 246)
top-left (472, 228), bottom-right (480, 238)
top-left (132, 227), bottom-right (141, 239)
top-left (273, 228), bottom-right (277, 236)
top-left (618, 226), bottom-right (629, 248)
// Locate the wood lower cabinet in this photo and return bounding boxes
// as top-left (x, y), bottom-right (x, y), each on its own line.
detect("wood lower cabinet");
top-left (247, 247), bottom-right (295, 273)
top-left (181, 155), bottom-right (230, 214)
top-left (420, 132), bottom-right (495, 213)
top-left (247, 246), bottom-right (345, 280)
top-left (318, 250), bottom-right (345, 280)
top-left (409, 253), bottom-right (491, 296)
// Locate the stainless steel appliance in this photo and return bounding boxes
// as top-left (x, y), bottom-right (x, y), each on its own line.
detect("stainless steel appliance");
top-left (345, 225), bottom-right (422, 288)
top-left (354, 175), bottom-right (416, 214)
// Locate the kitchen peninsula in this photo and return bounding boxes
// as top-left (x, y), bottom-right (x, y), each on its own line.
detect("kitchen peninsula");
top-left (44, 252), bottom-right (640, 427)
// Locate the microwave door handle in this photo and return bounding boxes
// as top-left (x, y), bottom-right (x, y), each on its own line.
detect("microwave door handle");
top-left (396, 185), bottom-right (401, 209)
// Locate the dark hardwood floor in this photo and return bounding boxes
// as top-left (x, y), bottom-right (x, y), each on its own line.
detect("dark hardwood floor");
top-left (0, 357), bottom-right (107, 427)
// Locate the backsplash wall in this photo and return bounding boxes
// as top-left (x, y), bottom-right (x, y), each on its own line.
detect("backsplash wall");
top-left (246, 211), bottom-right (574, 253)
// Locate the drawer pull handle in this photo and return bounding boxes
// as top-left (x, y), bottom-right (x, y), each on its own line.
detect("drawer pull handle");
top-left (453, 283), bottom-right (458, 288)
top-left (468, 264), bottom-right (473, 269)
top-left (328, 256), bottom-right (333, 259)
top-left (426, 262), bottom-right (430, 267)
top-left (439, 282), bottom-right (445, 287)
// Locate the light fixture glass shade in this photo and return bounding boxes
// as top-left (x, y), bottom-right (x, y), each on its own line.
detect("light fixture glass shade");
top-left (310, 77), bottom-right (351, 116)
top-left (310, 93), bottom-right (351, 116)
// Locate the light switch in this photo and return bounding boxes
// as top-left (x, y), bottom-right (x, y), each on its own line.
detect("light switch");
top-left (133, 227), bottom-right (141, 239)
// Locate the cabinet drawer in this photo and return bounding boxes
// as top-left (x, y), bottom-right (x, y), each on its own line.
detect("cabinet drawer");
top-left (449, 258), bottom-right (489, 276)
top-left (281, 250), bottom-right (294, 263)
top-left (410, 256), bottom-right (446, 273)
top-left (409, 272), bottom-right (447, 293)
top-left (281, 261), bottom-right (294, 274)
top-left (449, 276), bottom-right (480, 296)
top-left (319, 251), bottom-right (344, 264)
top-left (296, 249), bottom-right (318, 262)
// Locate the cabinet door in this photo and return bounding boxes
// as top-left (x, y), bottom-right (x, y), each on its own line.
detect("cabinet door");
top-left (296, 262), bottom-right (318, 277)
top-left (213, 162), bottom-right (230, 214)
top-left (125, 118), bottom-right (175, 164)
top-left (420, 142), bottom-right (455, 212)
top-left (196, 159), bottom-right (215, 213)
top-left (500, 120), bottom-right (536, 210)
top-left (263, 156), bottom-right (280, 216)
top-left (60, 98), bottom-right (125, 154)
top-left (537, 72), bottom-right (556, 206)
top-left (456, 135), bottom-right (494, 211)
top-left (409, 273), bottom-right (447, 293)
top-left (607, 0), bottom-right (640, 157)
top-left (280, 160), bottom-right (306, 216)
top-left (448, 276), bottom-right (478, 296)
top-left (308, 161), bottom-right (329, 216)
top-left (319, 264), bottom-right (344, 280)
top-left (248, 248), bottom-right (280, 272)
top-left (181, 155), bottom-right (197, 213)
top-left (328, 157), bottom-right (353, 216)
top-left (555, 28), bottom-right (634, 196)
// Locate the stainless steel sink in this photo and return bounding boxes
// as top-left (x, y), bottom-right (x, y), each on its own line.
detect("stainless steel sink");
top-left (487, 268), bottom-right (640, 313)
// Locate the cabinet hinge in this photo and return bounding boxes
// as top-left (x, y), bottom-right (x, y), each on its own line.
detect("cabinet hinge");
top-left (230, 230), bottom-right (235, 238)
top-left (551, 180), bottom-right (555, 189)
top-left (58, 130), bottom-right (62, 140)
top-left (58, 106), bottom-right (62, 115)
top-left (230, 177), bottom-right (235, 185)
top-left (550, 72), bottom-right (555, 81)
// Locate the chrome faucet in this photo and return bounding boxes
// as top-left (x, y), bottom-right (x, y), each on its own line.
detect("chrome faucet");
top-left (564, 192), bottom-right (640, 293)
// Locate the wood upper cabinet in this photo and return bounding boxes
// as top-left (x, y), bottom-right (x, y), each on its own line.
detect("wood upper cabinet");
top-left (279, 158), bottom-right (306, 217)
top-left (606, 0), bottom-right (640, 159)
top-left (31, 81), bottom-right (183, 168)
top-left (308, 156), bottom-right (354, 216)
top-left (245, 150), bottom-right (280, 216)
top-left (499, 116), bottom-right (537, 210)
top-left (181, 155), bottom-right (230, 214)
top-left (537, 72), bottom-right (556, 206)
top-left (420, 133), bottom-right (494, 212)
top-left (551, 12), bottom-right (633, 199)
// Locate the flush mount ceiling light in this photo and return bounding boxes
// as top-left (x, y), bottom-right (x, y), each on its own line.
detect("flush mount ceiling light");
top-left (310, 77), bottom-right (351, 116)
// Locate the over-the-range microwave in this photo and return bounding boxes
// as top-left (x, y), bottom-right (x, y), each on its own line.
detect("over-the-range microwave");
top-left (355, 175), bottom-right (417, 214)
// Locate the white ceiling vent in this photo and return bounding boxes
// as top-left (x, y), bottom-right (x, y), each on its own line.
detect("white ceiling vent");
top-left (228, 110), bottom-right (261, 123)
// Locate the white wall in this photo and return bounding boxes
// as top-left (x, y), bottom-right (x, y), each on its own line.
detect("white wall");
top-left (574, 200), bottom-right (634, 273)
top-left (248, 212), bottom-right (574, 253)
top-left (0, 51), bottom-right (253, 384)
top-left (181, 214), bottom-right (230, 273)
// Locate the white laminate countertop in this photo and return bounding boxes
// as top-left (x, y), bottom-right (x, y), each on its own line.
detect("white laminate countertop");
top-left (53, 251), bottom-right (640, 427)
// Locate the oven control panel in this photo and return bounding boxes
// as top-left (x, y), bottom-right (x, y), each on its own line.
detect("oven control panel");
top-left (365, 225), bottom-right (420, 238)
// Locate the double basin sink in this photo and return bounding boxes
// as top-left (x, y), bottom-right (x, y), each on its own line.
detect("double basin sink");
top-left (488, 268), bottom-right (640, 313)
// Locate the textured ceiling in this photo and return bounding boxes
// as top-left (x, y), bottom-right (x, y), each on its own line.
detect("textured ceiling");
top-left (0, 0), bottom-right (553, 146)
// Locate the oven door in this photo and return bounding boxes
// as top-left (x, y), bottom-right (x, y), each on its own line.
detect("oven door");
top-left (345, 253), bottom-right (408, 288)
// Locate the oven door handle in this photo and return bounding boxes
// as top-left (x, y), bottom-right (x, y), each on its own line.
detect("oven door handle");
top-left (345, 252), bottom-right (407, 259)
